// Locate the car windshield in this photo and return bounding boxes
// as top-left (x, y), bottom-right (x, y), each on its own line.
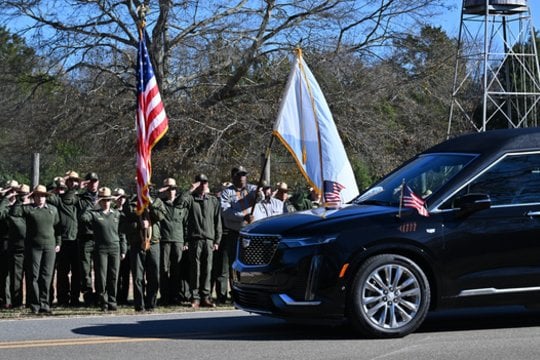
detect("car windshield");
top-left (354, 153), bottom-right (477, 206)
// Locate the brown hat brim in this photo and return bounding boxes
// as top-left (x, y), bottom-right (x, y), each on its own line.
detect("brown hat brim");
top-left (32, 191), bottom-right (52, 197)
top-left (98, 196), bottom-right (114, 201)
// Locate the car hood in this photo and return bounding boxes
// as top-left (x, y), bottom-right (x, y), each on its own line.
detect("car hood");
top-left (242, 204), bottom-right (398, 236)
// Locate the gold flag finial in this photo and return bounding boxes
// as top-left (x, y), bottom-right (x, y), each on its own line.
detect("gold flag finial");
top-left (136, 4), bottom-right (149, 30)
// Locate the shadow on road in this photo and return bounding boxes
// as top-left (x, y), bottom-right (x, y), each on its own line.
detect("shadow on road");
top-left (71, 306), bottom-right (540, 340)
top-left (419, 305), bottom-right (540, 333)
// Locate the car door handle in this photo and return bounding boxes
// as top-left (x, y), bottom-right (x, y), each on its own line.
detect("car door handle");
top-left (526, 211), bottom-right (540, 217)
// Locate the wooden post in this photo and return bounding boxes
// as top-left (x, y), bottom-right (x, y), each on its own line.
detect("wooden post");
top-left (32, 153), bottom-right (40, 187)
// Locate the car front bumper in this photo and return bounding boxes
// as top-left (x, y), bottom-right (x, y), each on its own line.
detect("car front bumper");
top-left (231, 237), bottom-right (346, 321)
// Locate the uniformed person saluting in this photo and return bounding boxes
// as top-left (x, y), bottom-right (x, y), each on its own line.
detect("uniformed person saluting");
top-left (158, 178), bottom-right (187, 306)
top-left (0, 184), bottom-right (31, 309)
top-left (80, 187), bottom-right (127, 311)
top-left (78, 172), bottom-right (100, 306)
top-left (217, 166), bottom-right (257, 304)
top-left (10, 185), bottom-right (61, 314)
top-left (47, 170), bottom-right (82, 307)
top-left (181, 174), bottom-right (222, 308)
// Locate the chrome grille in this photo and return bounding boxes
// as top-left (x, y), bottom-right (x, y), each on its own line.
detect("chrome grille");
top-left (238, 234), bottom-right (281, 265)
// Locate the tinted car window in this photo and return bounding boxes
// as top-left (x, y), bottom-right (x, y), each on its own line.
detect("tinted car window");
top-left (355, 154), bottom-right (476, 205)
top-left (447, 153), bottom-right (540, 207)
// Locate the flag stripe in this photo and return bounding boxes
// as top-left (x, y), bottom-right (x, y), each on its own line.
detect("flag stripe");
top-left (136, 31), bottom-right (168, 215)
top-left (403, 185), bottom-right (429, 217)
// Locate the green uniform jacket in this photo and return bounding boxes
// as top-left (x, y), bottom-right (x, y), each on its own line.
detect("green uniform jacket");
top-left (123, 197), bottom-right (166, 248)
top-left (80, 208), bottom-right (127, 254)
top-left (10, 202), bottom-right (61, 249)
top-left (48, 190), bottom-right (79, 241)
top-left (180, 191), bottom-right (222, 245)
top-left (160, 197), bottom-right (187, 242)
top-left (77, 190), bottom-right (98, 237)
top-left (0, 197), bottom-right (26, 251)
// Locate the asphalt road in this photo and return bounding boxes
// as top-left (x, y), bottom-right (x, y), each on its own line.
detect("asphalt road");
top-left (1, 306), bottom-right (540, 360)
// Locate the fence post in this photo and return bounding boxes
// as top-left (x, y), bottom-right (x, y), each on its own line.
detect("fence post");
top-left (32, 153), bottom-right (40, 187)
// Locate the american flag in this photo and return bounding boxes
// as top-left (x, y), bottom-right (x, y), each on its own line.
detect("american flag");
top-left (324, 180), bottom-right (345, 206)
top-left (403, 185), bottom-right (429, 217)
top-left (136, 31), bottom-right (168, 215)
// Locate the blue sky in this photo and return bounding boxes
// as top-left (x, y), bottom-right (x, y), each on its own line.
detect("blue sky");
top-left (434, 0), bottom-right (540, 36)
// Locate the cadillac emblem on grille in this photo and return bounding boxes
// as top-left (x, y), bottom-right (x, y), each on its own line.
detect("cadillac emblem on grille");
top-left (238, 234), bottom-right (281, 265)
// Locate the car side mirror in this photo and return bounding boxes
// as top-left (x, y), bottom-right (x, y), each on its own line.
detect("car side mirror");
top-left (453, 193), bottom-right (491, 217)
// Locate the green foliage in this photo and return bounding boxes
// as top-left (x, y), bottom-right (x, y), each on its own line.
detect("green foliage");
top-left (39, 141), bottom-right (87, 185)
top-left (351, 158), bottom-right (375, 191)
top-left (0, 24), bottom-right (459, 190)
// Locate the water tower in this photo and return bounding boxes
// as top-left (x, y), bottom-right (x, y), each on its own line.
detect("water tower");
top-left (448, 0), bottom-right (540, 135)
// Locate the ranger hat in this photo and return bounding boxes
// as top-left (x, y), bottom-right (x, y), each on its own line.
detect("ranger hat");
top-left (162, 178), bottom-right (177, 189)
top-left (4, 179), bottom-right (20, 190)
top-left (65, 170), bottom-right (81, 180)
top-left (97, 186), bottom-right (114, 200)
top-left (85, 172), bottom-right (99, 181)
top-left (113, 188), bottom-right (127, 198)
top-left (32, 184), bottom-right (51, 196)
top-left (17, 184), bottom-right (30, 195)
top-left (276, 182), bottom-right (288, 192)
top-left (195, 174), bottom-right (208, 182)
top-left (54, 176), bottom-right (67, 189)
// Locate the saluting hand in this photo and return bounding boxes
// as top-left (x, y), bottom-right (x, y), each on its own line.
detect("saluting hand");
top-left (190, 182), bottom-right (201, 193)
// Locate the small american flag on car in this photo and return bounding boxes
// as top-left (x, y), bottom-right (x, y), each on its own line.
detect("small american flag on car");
top-left (324, 180), bottom-right (345, 206)
top-left (402, 185), bottom-right (429, 217)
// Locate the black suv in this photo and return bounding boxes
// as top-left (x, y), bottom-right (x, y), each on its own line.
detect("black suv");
top-left (232, 128), bottom-right (540, 338)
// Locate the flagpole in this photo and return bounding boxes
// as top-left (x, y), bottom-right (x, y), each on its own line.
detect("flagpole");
top-left (397, 178), bottom-right (405, 218)
top-left (136, 3), bottom-right (153, 246)
top-left (249, 135), bottom-right (275, 217)
top-left (136, 4), bottom-right (147, 39)
top-left (296, 48), bottom-right (326, 205)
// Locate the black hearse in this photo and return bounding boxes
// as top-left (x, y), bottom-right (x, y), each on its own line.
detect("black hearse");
top-left (232, 128), bottom-right (540, 337)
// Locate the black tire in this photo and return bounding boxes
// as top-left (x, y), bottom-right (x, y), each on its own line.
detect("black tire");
top-left (349, 254), bottom-right (431, 338)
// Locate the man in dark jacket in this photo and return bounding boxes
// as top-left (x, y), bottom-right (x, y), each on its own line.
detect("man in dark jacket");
top-left (158, 178), bottom-right (187, 305)
top-left (182, 174), bottom-right (222, 308)
top-left (48, 170), bottom-right (82, 307)
top-left (78, 172), bottom-right (99, 306)
top-left (0, 181), bottom-right (20, 308)
top-left (0, 184), bottom-right (30, 308)
top-left (124, 193), bottom-right (166, 312)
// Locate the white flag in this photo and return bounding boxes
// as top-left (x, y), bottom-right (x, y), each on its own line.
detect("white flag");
top-left (273, 49), bottom-right (359, 204)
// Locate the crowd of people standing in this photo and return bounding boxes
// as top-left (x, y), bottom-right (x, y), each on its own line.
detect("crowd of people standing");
top-left (0, 166), bottom-right (320, 314)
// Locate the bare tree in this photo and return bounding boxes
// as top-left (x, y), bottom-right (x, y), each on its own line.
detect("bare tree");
top-left (0, 1), bottom-right (455, 188)
top-left (1, 0), bottom-right (447, 103)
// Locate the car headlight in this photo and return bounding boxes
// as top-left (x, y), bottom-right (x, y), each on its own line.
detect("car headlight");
top-left (281, 235), bottom-right (337, 248)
